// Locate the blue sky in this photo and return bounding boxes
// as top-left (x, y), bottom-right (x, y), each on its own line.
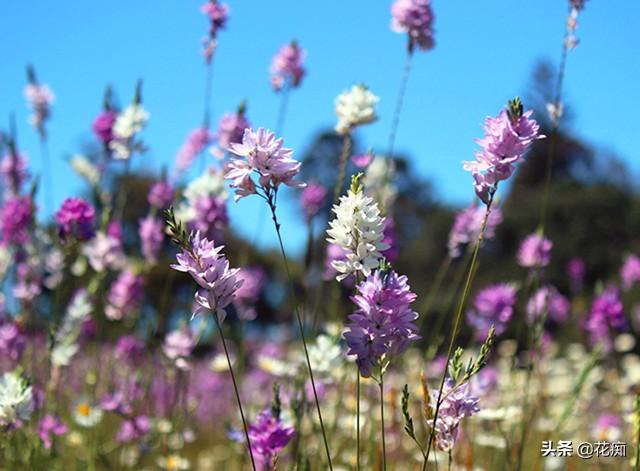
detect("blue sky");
top-left (1, 0), bottom-right (638, 254)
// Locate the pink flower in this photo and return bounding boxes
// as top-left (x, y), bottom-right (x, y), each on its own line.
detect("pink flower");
top-left (147, 180), bottom-right (174, 208)
top-left (213, 108), bottom-right (250, 158)
top-left (270, 41), bottom-right (306, 91)
top-left (391, 0), bottom-right (436, 51)
top-left (201, 1), bottom-right (229, 63)
top-left (139, 216), bottom-right (164, 263)
top-left (92, 110), bottom-right (117, 143)
top-left (350, 152), bottom-right (374, 168)
top-left (517, 233), bottom-right (552, 268)
top-left (0, 196), bottom-right (34, 246)
top-left (300, 182), bottom-right (327, 220)
top-left (175, 127), bottom-right (213, 172)
top-left (38, 415), bottom-right (67, 449)
top-left (24, 82), bottom-right (54, 136)
top-left (620, 255), bottom-right (640, 291)
top-left (56, 197), bottom-right (96, 242)
top-left (105, 270), bottom-right (144, 320)
top-left (225, 128), bottom-right (305, 201)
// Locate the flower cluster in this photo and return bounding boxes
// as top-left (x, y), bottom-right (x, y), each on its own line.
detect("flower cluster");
top-left (526, 285), bottom-right (570, 323)
top-left (0, 370), bottom-right (34, 428)
top-left (300, 181), bottom-right (327, 221)
top-left (0, 196), bottom-right (34, 246)
top-left (463, 99), bottom-right (543, 204)
top-left (213, 105), bottom-right (250, 158)
top-left (105, 270), bottom-right (144, 321)
top-left (56, 197), bottom-right (96, 242)
top-left (139, 216), bottom-right (165, 263)
top-left (0, 151), bottom-right (29, 196)
top-left (233, 267), bottom-right (266, 321)
top-left (620, 254), bottom-right (640, 291)
top-left (447, 203), bottom-right (503, 258)
top-left (175, 127), bottom-right (213, 172)
top-left (92, 110), bottom-right (117, 144)
top-left (109, 103), bottom-right (149, 159)
top-left (248, 409), bottom-right (295, 470)
top-left (201, 0), bottom-right (229, 63)
top-left (225, 127), bottom-right (305, 201)
top-left (343, 270), bottom-right (419, 377)
top-left (148, 179), bottom-right (174, 209)
top-left (334, 84), bottom-right (379, 135)
top-left (517, 232), bottom-right (552, 269)
top-left (171, 231), bottom-right (243, 322)
top-left (270, 41), bottom-right (306, 91)
top-left (427, 378), bottom-right (480, 452)
top-left (584, 288), bottom-right (626, 350)
top-left (24, 80), bottom-right (54, 137)
top-left (326, 180), bottom-right (388, 281)
top-left (391, 0), bottom-right (436, 51)
top-left (466, 283), bottom-right (517, 338)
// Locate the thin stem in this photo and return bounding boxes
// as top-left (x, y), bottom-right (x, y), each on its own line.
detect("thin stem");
top-left (39, 137), bottom-right (54, 216)
top-left (417, 255), bottom-right (452, 331)
top-left (332, 133), bottom-right (352, 206)
top-left (379, 372), bottom-right (387, 471)
top-left (213, 313), bottom-right (257, 471)
top-left (268, 199), bottom-right (334, 470)
top-left (387, 51), bottom-right (414, 160)
top-left (356, 369), bottom-right (361, 471)
top-left (423, 191), bottom-right (496, 468)
top-left (276, 85), bottom-right (291, 136)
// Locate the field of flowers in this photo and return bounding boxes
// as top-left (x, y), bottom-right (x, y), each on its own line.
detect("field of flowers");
top-left (1, 0), bottom-right (638, 470)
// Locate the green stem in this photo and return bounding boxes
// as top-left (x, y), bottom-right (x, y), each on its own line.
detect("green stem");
top-left (332, 133), bottom-right (352, 206)
top-left (379, 371), bottom-right (387, 471)
top-left (213, 313), bottom-right (257, 471)
top-left (356, 370), bottom-right (361, 471)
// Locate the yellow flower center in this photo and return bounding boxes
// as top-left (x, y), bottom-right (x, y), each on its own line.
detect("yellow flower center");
top-left (166, 455), bottom-right (180, 470)
top-left (76, 403), bottom-right (91, 417)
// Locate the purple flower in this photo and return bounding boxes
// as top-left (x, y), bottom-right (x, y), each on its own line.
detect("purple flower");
top-left (448, 204), bottom-right (502, 258)
top-left (105, 270), bottom-right (144, 321)
top-left (427, 378), bottom-right (479, 452)
top-left (175, 127), bottom-right (213, 173)
top-left (191, 195), bottom-right (228, 241)
top-left (0, 196), bottom-right (34, 246)
top-left (464, 101), bottom-right (544, 204)
top-left (351, 152), bottom-right (374, 168)
top-left (148, 180), bottom-right (174, 208)
top-left (163, 328), bottom-right (196, 367)
top-left (381, 218), bottom-right (400, 262)
top-left (233, 267), bottom-right (266, 321)
top-left (324, 243), bottom-right (350, 281)
top-left (466, 283), bottom-right (517, 338)
top-left (171, 231), bottom-right (243, 321)
top-left (343, 270), bottom-right (420, 377)
top-left (0, 322), bottom-right (26, 363)
top-left (139, 216), bottom-right (164, 264)
top-left (567, 257), bottom-right (586, 291)
top-left (114, 335), bottom-right (145, 363)
top-left (38, 415), bottom-right (67, 449)
top-left (100, 391), bottom-right (131, 414)
top-left (92, 110), bottom-right (117, 143)
top-left (25, 82), bottom-right (54, 136)
top-left (201, 1), bottom-right (229, 63)
top-left (214, 108), bottom-right (250, 158)
top-left (248, 409), bottom-right (295, 470)
top-left (116, 415), bottom-right (151, 443)
top-left (391, 0), bottom-right (436, 51)
top-left (517, 233), bottom-right (552, 268)
top-left (300, 181), bottom-right (327, 221)
top-left (526, 285), bottom-right (570, 323)
top-left (270, 41), bottom-right (306, 91)
top-left (56, 198), bottom-right (96, 242)
top-left (225, 128), bottom-right (305, 201)
top-left (584, 288), bottom-right (626, 350)
top-left (593, 413), bottom-right (622, 441)
top-left (0, 152), bottom-right (29, 195)
top-left (620, 254), bottom-right (640, 291)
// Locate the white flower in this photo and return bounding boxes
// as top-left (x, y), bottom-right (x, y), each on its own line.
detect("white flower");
top-left (51, 290), bottom-right (92, 366)
top-left (308, 335), bottom-right (342, 375)
top-left (109, 104), bottom-right (149, 159)
top-left (70, 154), bottom-right (100, 186)
top-left (363, 155), bottom-right (397, 210)
top-left (73, 401), bottom-right (103, 428)
top-left (0, 371), bottom-right (34, 427)
top-left (157, 454), bottom-right (190, 470)
top-left (174, 168), bottom-right (228, 223)
top-left (334, 84), bottom-right (379, 135)
top-left (326, 188), bottom-right (388, 281)
top-left (83, 232), bottom-right (125, 272)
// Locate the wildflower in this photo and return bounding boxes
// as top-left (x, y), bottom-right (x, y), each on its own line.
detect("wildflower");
top-left (324, 243), bottom-right (350, 281)
top-left (351, 152), bottom-right (374, 168)
top-left (566, 257), bottom-right (586, 291)
top-left (92, 110), bottom-right (117, 144)
top-left (466, 283), bottom-right (517, 338)
top-left (326, 181), bottom-right (388, 281)
top-left (270, 41), bottom-right (306, 91)
top-left (157, 454), bottom-right (190, 470)
top-left (70, 155), bottom-right (101, 186)
top-left (343, 270), bottom-right (419, 377)
top-left (73, 401), bottom-right (103, 428)
top-left (584, 288), bottom-right (626, 350)
top-left (391, 0), bottom-right (436, 52)
top-left (526, 285), bottom-right (570, 323)
top-left (201, 0), bottom-right (229, 63)
top-left (212, 105), bottom-right (250, 158)
top-left (0, 196), bottom-right (34, 246)
top-left (171, 232), bottom-right (242, 321)
top-left (116, 415), bottom-right (151, 443)
top-left (109, 103), bottom-right (149, 159)
top-left (517, 232), bottom-right (552, 268)
top-left (50, 291), bottom-right (91, 366)
top-left (191, 194), bottom-right (228, 241)
top-left (175, 127), bottom-right (213, 172)
top-left (0, 323), bottom-right (25, 363)
top-left (0, 151), bottom-right (29, 195)
top-left (308, 335), bottom-right (342, 376)
top-left (427, 378), bottom-right (479, 452)
top-left (248, 409), bottom-right (295, 470)
top-left (24, 69), bottom-right (54, 137)
top-left (38, 415), bottom-right (67, 449)
top-left (233, 267), bottom-right (266, 321)
top-left (334, 84), bottom-right (379, 135)
top-left (300, 181), bottom-right (327, 221)
top-left (225, 127), bottom-right (305, 201)
top-left (592, 413), bottom-right (622, 442)
top-left (463, 99), bottom-right (543, 204)
top-left (114, 335), bottom-right (145, 363)
top-left (148, 179), bottom-right (174, 209)
top-left (363, 155), bottom-right (397, 210)
top-left (139, 216), bottom-right (164, 263)
top-left (56, 197), bottom-right (96, 242)
top-left (448, 203), bottom-right (502, 258)
top-left (163, 328), bottom-right (196, 370)
top-left (83, 231), bottom-right (125, 272)
top-left (621, 255), bottom-right (640, 291)
top-left (105, 270), bottom-right (144, 321)
top-left (381, 218), bottom-right (399, 262)
top-left (0, 370), bottom-right (34, 427)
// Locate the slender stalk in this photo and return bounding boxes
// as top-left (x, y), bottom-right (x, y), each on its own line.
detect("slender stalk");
top-left (379, 372), bottom-right (387, 471)
top-left (213, 313), bottom-right (257, 471)
top-left (387, 51), bottom-right (414, 161)
top-left (332, 133), bottom-right (352, 206)
top-left (417, 255), bottom-right (452, 331)
top-left (423, 191), bottom-right (496, 469)
top-left (267, 199), bottom-right (334, 470)
top-left (39, 137), bottom-right (54, 215)
top-left (356, 369), bottom-right (361, 471)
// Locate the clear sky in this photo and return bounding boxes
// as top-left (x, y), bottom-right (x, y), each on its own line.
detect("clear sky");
top-left (1, 0), bottom-right (638, 254)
